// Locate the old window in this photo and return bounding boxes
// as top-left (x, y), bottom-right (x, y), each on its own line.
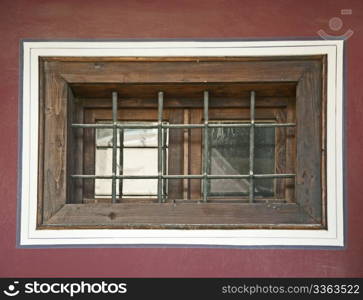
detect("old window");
top-left (41, 59), bottom-right (320, 227)
top-left (20, 41), bottom-right (344, 246)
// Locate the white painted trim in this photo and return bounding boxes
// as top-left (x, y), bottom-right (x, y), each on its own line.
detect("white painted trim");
top-left (19, 40), bottom-right (344, 246)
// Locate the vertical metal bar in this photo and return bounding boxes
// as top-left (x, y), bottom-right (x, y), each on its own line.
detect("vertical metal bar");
top-left (203, 91), bottom-right (209, 202)
top-left (162, 123), bottom-right (167, 201)
top-left (158, 91), bottom-right (164, 203)
top-left (112, 91), bottom-right (118, 203)
top-left (183, 109), bottom-right (189, 200)
top-left (118, 128), bottom-right (124, 201)
top-left (249, 91), bottom-right (256, 203)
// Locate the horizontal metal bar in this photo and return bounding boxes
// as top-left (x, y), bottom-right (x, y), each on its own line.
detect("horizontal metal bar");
top-left (208, 175), bottom-right (249, 179)
top-left (72, 174), bottom-right (297, 179)
top-left (208, 174), bottom-right (296, 179)
top-left (72, 122), bottom-right (296, 129)
top-left (71, 123), bottom-right (201, 129)
top-left (96, 145), bottom-right (165, 149)
top-left (254, 174), bottom-right (296, 178)
top-left (72, 123), bottom-right (159, 129)
top-left (72, 123), bottom-right (203, 129)
top-left (165, 124), bottom-right (204, 129)
top-left (72, 123), bottom-right (114, 129)
top-left (96, 194), bottom-right (158, 197)
top-left (165, 175), bottom-right (204, 179)
top-left (72, 173), bottom-right (296, 180)
top-left (208, 123), bottom-right (296, 128)
top-left (255, 123), bottom-right (296, 128)
top-left (208, 123), bottom-right (250, 128)
top-left (72, 174), bottom-right (199, 179)
top-left (72, 175), bottom-right (158, 179)
top-left (121, 124), bottom-right (157, 129)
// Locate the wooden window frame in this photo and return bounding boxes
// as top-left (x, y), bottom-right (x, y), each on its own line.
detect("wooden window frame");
top-left (39, 59), bottom-right (321, 229)
top-left (19, 41), bottom-right (344, 247)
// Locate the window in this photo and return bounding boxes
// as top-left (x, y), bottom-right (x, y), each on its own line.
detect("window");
top-left (94, 121), bottom-right (161, 200)
top-left (46, 82), bottom-right (301, 227)
top-left (20, 41), bottom-right (344, 246)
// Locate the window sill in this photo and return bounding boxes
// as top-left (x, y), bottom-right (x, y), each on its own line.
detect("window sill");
top-left (40, 203), bottom-right (322, 229)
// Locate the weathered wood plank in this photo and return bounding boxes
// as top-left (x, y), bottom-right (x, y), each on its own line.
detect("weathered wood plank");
top-left (321, 55), bottom-right (328, 228)
top-left (45, 203), bottom-right (319, 227)
top-left (42, 71), bottom-right (68, 221)
top-left (43, 56), bottom-right (324, 62)
top-left (79, 97), bottom-right (291, 109)
top-left (82, 109), bottom-right (96, 200)
top-left (285, 99), bottom-right (296, 203)
top-left (275, 109), bottom-right (287, 199)
top-left (67, 92), bottom-right (84, 203)
top-left (208, 107), bottom-right (280, 120)
top-left (296, 64), bottom-right (323, 223)
top-left (70, 82), bottom-right (296, 98)
top-left (37, 59), bottom-right (45, 226)
top-left (55, 60), bottom-right (312, 84)
top-left (167, 109), bottom-right (184, 200)
top-left (189, 109), bottom-right (203, 199)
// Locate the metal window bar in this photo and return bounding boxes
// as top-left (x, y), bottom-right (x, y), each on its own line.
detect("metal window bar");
top-left (111, 92), bottom-right (118, 203)
top-left (203, 91), bottom-right (209, 202)
top-left (158, 91), bottom-right (164, 203)
top-left (162, 122), bottom-right (168, 201)
top-left (72, 123), bottom-right (296, 129)
top-left (96, 194), bottom-right (159, 197)
top-left (249, 91), bottom-right (255, 203)
top-left (72, 174), bottom-right (296, 180)
top-left (118, 128), bottom-right (124, 201)
top-left (96, 145), bottom-right (164, 149)
top-left (71, 90), bottom-right (297, 203)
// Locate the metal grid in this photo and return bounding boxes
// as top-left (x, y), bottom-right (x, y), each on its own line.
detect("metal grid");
top-left (71, 90), bottom-right (296, 203)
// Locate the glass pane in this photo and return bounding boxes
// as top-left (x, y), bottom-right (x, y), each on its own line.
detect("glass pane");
top-left (94, 148), bottom-right (120, 197)
top-left (122, 148), bottom-right (158, 196)
top-left (96, 128), bottom-right (113, 146)
top-left (96, 124), bottom-right (120, 147)
top-left (123, 122), bottom-right (158, 147)
top-left (208, 123), bottom-right (275, 197)
top-left (255, 127), bottom-right (275, 196)
top-left (209, 126), bottom-right (249, 195)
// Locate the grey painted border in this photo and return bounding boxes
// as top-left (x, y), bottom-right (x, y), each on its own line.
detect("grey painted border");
top-left (16, 38), bottom-right (347, 250)
top-left (16, 39), bottom-right (24, 249)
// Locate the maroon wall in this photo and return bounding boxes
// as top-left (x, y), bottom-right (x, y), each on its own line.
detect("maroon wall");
top-left (1, 0), bottom-right (362, 277)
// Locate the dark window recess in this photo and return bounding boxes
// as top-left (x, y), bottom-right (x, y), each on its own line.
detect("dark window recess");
top-left (70, 90), bottom-right (296, 203)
